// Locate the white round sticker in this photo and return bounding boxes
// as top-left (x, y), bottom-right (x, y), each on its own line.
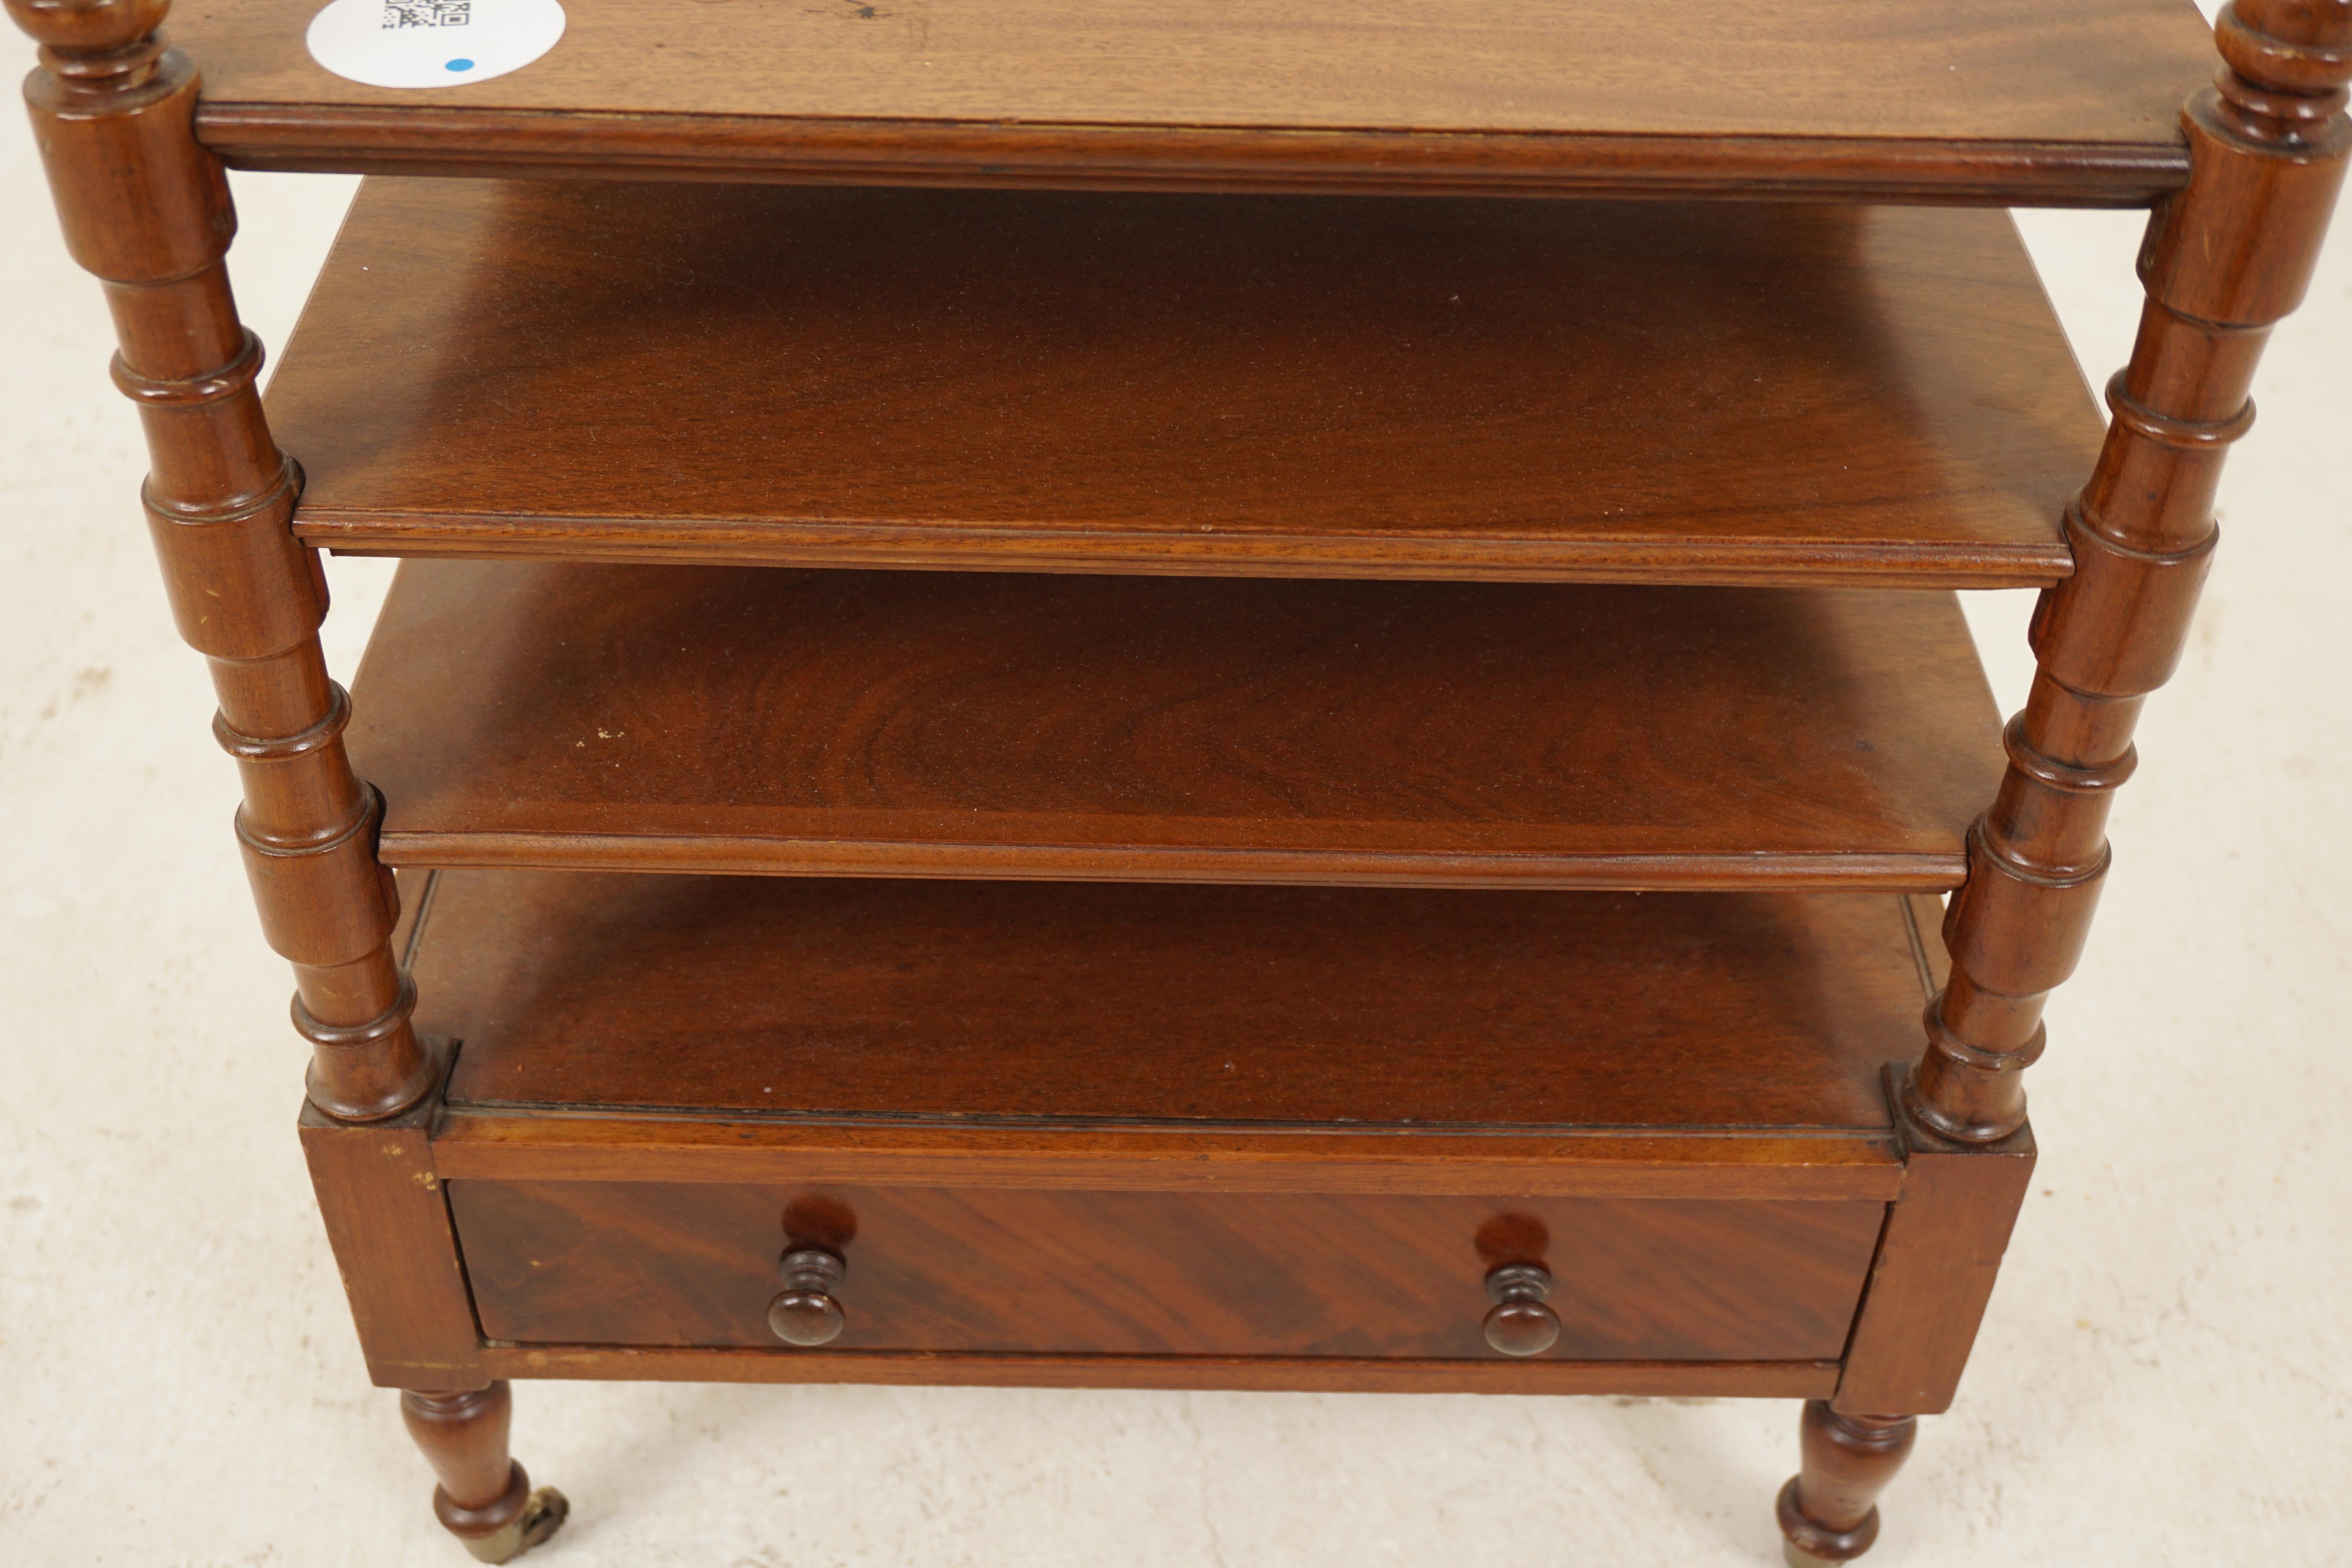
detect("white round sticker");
top-left (307, 0), bottom-right (565, 89)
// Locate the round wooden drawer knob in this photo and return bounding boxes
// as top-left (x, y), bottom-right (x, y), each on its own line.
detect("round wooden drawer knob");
top-left (1483, 1262), bottom-right (1560, 1356)
top-left (766, 1247), bottom-right (848, 1346)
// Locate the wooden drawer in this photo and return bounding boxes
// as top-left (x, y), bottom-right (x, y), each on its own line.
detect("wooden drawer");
top-left (448, 1180), bottom-right (1886, 1362)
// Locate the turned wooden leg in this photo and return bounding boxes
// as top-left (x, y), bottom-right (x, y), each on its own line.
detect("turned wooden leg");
top-left (1775, 1401), bottom-right (1917, 1567)
top-left (400, 1383), bottom-right (569, 1563)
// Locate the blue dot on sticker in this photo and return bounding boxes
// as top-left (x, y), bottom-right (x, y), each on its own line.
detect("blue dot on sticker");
top-left (308, 0), bottom-right (567, 90)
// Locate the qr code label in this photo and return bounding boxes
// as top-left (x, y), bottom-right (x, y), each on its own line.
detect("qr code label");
top-left (381, 0), bottom-right (472, 28)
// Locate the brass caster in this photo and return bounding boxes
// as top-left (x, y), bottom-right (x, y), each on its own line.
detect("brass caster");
top-left (1783, 1546), bottom-right (1843, 1568)
top-left (461, 1487), bottom-right (570, 1564)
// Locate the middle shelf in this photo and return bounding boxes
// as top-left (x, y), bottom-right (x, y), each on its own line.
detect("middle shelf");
top-left (346, 563), bottom-right (2002, 890)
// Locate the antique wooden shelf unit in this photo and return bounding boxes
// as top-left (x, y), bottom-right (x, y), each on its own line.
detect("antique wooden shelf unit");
top-left (16, 0), bottom-right (2348, 1560)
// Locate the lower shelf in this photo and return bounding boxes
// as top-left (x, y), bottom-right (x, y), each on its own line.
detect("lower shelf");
top-left (376, 872), bottom-right (1933, 1387)
top-left (414, 871), bottom-right (1934, 1148)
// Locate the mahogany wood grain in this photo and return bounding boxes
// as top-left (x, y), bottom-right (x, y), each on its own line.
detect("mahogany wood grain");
top-left (1834, 1072), bottom-right (2036, 1417)
top-left (1903, 893), bottom-right (1953, 993)
top-left (446, 1181), bottom-right (1885, 1362)
top-left (412, 871), bottom-right (1929, 1137)
top-left (347, 566), bottom-right (2004, 889)
top-left (11, 0), bottom-right (2348, 1558)
top-left (172, 0), bottom-right (2214, 201)
top-left (1906, 0), bottom-right (2352, 1145)
top-left (6, 0), bottom-right (430, 1120)
top-left (298, 1051), bottom-right (486, 1392)
top-left (483, 1346), bottom-right (1841, 1399)
top-left (273, 180), bottom-right (2092, 587)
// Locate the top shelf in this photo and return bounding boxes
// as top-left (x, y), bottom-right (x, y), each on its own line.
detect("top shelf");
top-left (178, 0), bottom-right (2218, 204)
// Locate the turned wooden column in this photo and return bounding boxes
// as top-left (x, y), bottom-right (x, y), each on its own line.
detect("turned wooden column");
top-left (9, 0), bottom-right (434, 1120)
top-left (1795, 8), bottom-right (2352, 1564)
top-left (1906, 0), bottom-right (2352, 1144)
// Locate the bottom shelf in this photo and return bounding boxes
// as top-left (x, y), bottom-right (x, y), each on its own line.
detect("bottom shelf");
top-left (414, 872), bottom-right (1935, 1142)
top-left (385, 872), bottom-right (1942, 1385)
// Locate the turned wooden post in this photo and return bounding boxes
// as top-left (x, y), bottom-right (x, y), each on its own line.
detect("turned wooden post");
top-left (401, 1383), bottom-right (570, 1564)
top-left (9, 0), bottom-right (434, 1121)
top-left (1788, 7), bottom-right (2352, 1563)
top-left (1906, 0), bottom-right (2352, 1144)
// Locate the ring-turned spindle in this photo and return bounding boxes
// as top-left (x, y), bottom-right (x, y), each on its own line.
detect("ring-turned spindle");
top-left (766, 1247), bottom-right (848, 1345)
top-left (1482, 1261), bottom-right (1560, 1356)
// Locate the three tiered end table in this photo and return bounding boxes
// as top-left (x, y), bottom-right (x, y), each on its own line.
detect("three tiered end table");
top-left (14, 0), bottom-right (2348, 1561)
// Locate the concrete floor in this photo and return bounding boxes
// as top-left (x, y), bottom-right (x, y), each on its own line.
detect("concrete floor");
top-left (5, 45), bottom-right (2350, 1568)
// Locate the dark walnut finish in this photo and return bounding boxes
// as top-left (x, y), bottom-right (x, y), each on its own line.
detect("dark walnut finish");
top-left (171, 0), bottom-right (2216, 201)
top-left (347, 565), bottom-right (2004, 890)
top-left (274, 180), bottom-right (2093, 588)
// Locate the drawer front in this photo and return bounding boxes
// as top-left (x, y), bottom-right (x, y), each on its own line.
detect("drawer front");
top-left (449, 1181), bottom-right (1885, 1362)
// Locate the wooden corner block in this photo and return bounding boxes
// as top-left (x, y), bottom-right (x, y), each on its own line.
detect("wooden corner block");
top-left (1831, 1064), bottom-right (2036, 1417)
top-left (299, 1040), bottom-right (485, 1391)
